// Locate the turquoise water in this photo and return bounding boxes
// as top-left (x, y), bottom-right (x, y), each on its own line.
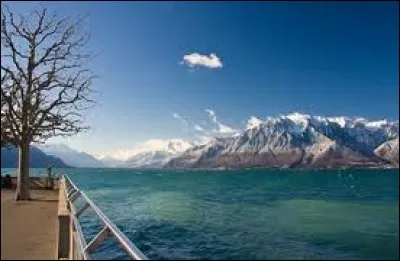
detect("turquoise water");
top-left (2, 168), bottom-right (399, 260)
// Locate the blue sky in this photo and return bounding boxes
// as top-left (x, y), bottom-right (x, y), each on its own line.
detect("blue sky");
top-left (6, 1), bottom-right (399, 154)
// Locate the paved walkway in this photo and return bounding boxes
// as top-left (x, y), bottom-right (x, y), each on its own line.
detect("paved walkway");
top-left (1, 189), bottom-right (59, 260)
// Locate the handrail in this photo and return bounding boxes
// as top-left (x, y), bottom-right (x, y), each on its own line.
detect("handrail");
top-left (62, 175), bottom-right (148, 260)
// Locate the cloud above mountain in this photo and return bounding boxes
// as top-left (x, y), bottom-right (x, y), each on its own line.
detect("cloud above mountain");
top-left (171, 109), bottom-right (239, 143)
top-left (205, 108), bottom-right (238, 135)
top-left (217, 123), bottom-right (237, 134)
top-left (181, 53), bottom-right (223, 69)
top-left (194, 125), bottom-right (204, 131)
top-left (205, 109), bottom-right (217, 122)
top-left (173, 112), bottom-right (189, 127)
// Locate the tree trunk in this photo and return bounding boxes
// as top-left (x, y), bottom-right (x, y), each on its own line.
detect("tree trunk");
top-left (15, 142), bottom-right (31, 200)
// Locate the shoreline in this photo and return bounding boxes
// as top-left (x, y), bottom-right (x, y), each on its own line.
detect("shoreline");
top-left (3, 166), bottom-right (398, 174)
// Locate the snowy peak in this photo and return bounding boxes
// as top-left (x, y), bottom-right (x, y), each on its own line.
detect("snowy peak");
top-left (246, 116), bottom-right (263, 130)
top-left (251, 112), bottom-right (398, 137)
top-left (123, 150), bottom-right (172, 168)
top-left (166, 113), bottom-right (399, 169)
top-left (131, 138), bottom-right (193, 156)
top-left (95, 139), bottom-right (194, 168)
top-left (366, 120), bottom-right (389, 128)
top-left (164, 139), bottom-right (193, 154)
top-left (93, 113), bottom-right (398, 169)
top-left (95, 139), bottom-right (193, 162)
top-left (282, 112), bottom-right (311, 125)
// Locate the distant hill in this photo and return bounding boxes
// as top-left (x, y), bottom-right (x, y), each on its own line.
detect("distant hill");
top-left (1, 146), bottom-right (70, 168)
top-left (37, 143), bottom-right (105, 168)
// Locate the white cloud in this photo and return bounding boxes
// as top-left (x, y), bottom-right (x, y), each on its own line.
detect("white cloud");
top-left (171, 109), bottom-right (238, 143)
top-left (205, 108), bottom-right (238, 135)
top-left (181, 53), bottom-right (223, 69)
top-left (218, 123), bottom-right (237, 134)
top-left (194, 125), bottom-right (204, 132)
top-left (173, 112), bottom-right (179, 119)
top-left (205, 109), bottom-right (217, 123)
top-left (173, 112), bottom-right (188, 126)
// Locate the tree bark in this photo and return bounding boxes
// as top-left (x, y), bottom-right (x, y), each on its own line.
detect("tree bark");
top-left (15, 142), bottom-right (31, 200)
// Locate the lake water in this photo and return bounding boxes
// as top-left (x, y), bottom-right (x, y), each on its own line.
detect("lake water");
top-left (2, 168), bottom-right (399, 260)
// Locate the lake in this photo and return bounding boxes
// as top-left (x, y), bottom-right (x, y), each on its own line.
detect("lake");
top-left (2, 168), bottom-right (399, 260)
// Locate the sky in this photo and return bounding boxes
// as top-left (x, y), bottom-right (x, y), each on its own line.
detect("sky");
top-left (4, 1), bottom-right (399, 154)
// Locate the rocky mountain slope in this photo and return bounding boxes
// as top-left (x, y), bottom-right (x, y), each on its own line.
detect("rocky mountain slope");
top-left (166, 113), bottom-right (399, 169)
top-left (374, 138), bottom-right (399, 167)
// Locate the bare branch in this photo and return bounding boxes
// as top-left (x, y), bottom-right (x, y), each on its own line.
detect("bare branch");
top-left (1, 4), bottom-right (96, 146)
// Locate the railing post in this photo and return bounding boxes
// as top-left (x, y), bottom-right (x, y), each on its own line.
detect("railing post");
top-left (57, 177), bottom-right (71, 259)
top-left (69, 218), bottom-right (74, 259)
top-left (57, 214), bottom-right (70, 259)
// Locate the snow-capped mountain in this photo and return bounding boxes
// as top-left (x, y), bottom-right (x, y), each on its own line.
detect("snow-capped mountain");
top-left (166, 113), bottom-right (399, 169)
top-left (53, 113), bottom-right (396, 169)
top-left (122, 151), bottom-right (176, 168)
top-left (246, 116), bottom-right (263, 130)
top-left (38, 143), bottom-right (105, 168)
top-left (95, 139), bottom-right (193, 168)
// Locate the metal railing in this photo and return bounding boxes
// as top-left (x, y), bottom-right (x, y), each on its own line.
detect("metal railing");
top-left (63, 175), bottom-right (148, 260)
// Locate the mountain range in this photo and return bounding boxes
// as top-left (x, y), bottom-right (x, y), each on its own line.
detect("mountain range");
top-left (94, 139), bottom-right (193, 168)
top-left (3, 113), bottom-right (397, 169)
top-left (166, 113), bottom-right (399, 169)
top-left (38, 143), bottom-right (105, 168)
top-left (1, 146), bottom-right (70, 168)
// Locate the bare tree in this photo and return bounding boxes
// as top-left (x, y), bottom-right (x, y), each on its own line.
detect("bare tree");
top-left (1, 5), bottom-right (96, 200)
